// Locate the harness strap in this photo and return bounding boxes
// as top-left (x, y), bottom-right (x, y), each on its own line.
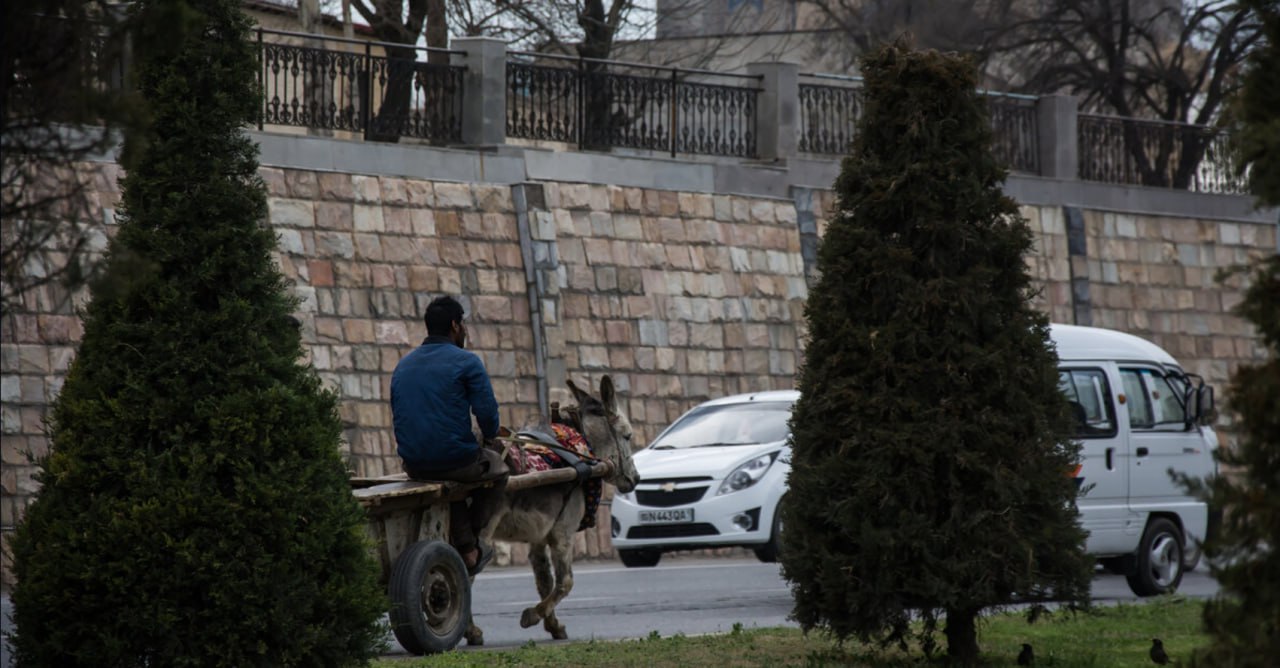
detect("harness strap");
top-left (549, 443), bottom-right (593, 483)
top-left (515, 429), bottom-right (594, 484)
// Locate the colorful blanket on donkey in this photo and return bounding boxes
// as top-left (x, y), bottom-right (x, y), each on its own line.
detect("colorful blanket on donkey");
top-left (504, 423), bottom-right (603, 532)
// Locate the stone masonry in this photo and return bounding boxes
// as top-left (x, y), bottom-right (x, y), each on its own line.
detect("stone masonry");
top-left (2, 157), bottom-right (1275, 586)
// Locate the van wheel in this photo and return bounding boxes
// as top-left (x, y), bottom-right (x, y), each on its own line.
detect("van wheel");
top-left (618, 549), bottom-right (661, 568)
top-left (1125, 518), bottom-right (1185, 597)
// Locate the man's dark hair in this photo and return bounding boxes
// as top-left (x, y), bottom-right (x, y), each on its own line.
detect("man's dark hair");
top-left (425, 296), bottom-right (464, 336)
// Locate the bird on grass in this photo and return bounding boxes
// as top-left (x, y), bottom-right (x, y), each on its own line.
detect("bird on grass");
top-left (1150, 638), bottom-right (1170, 665)
top-left (1017, 643), bottom-right (1034, 665)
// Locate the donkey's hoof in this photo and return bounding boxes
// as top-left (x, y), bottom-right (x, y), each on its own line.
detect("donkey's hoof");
top-left (520, 607), bottom-right (543, 628)
top-left (464, 626), bottom-right (484, 646)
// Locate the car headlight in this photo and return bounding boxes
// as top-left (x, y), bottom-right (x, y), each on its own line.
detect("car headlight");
top-left (717, 452), bottom-right (778, 496)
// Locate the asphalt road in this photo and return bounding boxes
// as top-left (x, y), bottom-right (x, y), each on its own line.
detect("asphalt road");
top-left (384, 555), bottom-right (1222, 656)
top-left (0, 557), bottom-right (1223, 665)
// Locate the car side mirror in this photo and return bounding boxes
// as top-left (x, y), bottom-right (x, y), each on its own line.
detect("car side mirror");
top-left (1197, 385), bottom-right (1215, 425)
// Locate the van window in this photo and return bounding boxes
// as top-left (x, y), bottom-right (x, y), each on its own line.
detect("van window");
top-left (1121, 368), bottom-right (1187, 430)
top-left (1057, 369), bottom-right (1116, 437)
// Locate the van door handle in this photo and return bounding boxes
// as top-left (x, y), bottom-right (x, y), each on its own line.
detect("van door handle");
top-left (1136, 447), bottom-right (1150, 457)
top-left (1106, 447), bottom-right (1114, 470)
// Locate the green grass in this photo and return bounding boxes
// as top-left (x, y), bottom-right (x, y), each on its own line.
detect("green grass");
top-left (373, 597), bottom-right (1205, 667)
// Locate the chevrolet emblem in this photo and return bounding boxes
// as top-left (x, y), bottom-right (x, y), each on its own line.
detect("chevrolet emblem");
top-left (661, 482), bottom-right (677, 492)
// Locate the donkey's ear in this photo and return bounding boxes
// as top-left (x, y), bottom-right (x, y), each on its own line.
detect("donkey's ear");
top-left (599, 375), bottom-right (616, 412)
top-left (567, 378), bottom-right (589, 404)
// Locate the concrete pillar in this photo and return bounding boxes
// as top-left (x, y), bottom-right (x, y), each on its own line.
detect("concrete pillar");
top-left (791, 186), bottom-right (820, 290)
top-left (746, 61), bottom-right (800, 163)
top-left (1037, 94), bottom-right (1079, 179)
top-left (512, 183), bottom-right (563, 416)
top-left (452, 37), bottom-right (507, 146)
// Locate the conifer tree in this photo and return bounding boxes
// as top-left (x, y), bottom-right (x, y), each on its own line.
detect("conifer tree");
top-left (780, 43), bottom-right (1092, 665)
top-left (9, 0), bottom-right (386, 664)
top-left (1186, 1), bottom-right (1280, 665)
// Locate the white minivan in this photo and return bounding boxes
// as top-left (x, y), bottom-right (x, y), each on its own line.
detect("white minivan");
top-left (613, 324), bottom-right (1216, 597)
top-left (1054, 323), bottom-right (1216, 596)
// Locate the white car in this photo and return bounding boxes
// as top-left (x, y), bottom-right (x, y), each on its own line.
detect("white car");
top-left (610, 390), bottom-right (796, 567)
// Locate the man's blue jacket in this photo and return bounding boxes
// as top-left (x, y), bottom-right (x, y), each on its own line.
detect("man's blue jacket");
top-left (391, 336), bottom-right (500, 472)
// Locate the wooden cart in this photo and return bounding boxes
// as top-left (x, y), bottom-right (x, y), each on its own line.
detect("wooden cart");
top-left (350, 455), bottom-right (614, 655)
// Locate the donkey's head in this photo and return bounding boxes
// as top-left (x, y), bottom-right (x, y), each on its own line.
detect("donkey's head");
top-left (567, 375), bottom-right (639, 494)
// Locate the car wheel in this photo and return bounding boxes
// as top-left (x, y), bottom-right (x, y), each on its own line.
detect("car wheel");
top-left (753, 499), bottom-right (784, 563)
top-left (1125, 517), bottom-right (1185, 597)
top-left (618, 548), bottom-right (661, 568)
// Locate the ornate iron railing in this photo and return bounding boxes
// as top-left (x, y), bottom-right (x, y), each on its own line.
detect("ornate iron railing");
top-left (986, 93), bottom-right (1040, 174)
top-left (1078, 114), bottom-right (1245, 194)
top-left (798, 75), bottom-right (1041, 174)
top-left (798, 77), bottom-right (862, 155)
top-left (6, 15), bottom-right (129, 125)
top-left (257, 29), bottom-right (463, 144)
top-left (506, 59), bottom-right (579, 143)
top-left (507, 53), bottom-right (759, 158)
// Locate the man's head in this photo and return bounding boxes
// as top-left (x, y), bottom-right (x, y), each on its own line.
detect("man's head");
top-left (425, 296), bottom-right (466, 347)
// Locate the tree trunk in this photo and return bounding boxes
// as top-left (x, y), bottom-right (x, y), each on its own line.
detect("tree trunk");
top-left (425, 0), bottom-right (447, 65)
top-left (944, 607), bottom-right (980, 666)
top-left (577, 5), bottom-right (617, 151)
top-left (367, 44), bottom-right (415, 142)
top-left (298, 0), bottom-right (332, 136)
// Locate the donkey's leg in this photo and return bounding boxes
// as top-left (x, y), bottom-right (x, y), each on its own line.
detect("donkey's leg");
top-left (520, 532), bottom-right (574, 639)
top-left (519, 541), bottom-right (555, 629)
top-left (540, 539), bottom-right (574, 640)
top-left (466, 496), bottom-right (512, 647)
top-left (530, 542), bottom-right (555, 600)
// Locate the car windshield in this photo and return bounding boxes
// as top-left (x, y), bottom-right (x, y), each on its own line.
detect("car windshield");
top-left (650, 401), bottom-right (793, 449)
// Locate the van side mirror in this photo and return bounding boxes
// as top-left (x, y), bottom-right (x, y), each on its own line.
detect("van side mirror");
top-left (1197, 385), bottom-right (1215, 425)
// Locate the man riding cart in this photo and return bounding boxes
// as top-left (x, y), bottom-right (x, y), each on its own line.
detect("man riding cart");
top-left (390, 295), bottom-right (508, 576)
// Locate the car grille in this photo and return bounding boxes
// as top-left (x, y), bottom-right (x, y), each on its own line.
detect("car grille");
top-left (636, 487), bottom-right (709, 507)
top-left (626, 523), bottom-right (720, 539)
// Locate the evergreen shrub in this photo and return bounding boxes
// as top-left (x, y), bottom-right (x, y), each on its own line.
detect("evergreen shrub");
top-left (9, 0), bottom-right (386, 665)
top-left (780, 42), bottom-right (1092, 665)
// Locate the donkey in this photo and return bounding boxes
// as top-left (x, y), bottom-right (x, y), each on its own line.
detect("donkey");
top-left (466, 375), bottom-right (640, 644)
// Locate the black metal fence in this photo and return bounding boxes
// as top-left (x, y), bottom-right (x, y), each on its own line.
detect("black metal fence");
top-left (249, 33), bottom-right (1251, 195)
top-left (257, 29), bottom-right (463, 143)
top-left (986, 93), bottom-right (1040, 174)
top-left (798, 76), bottom-right (862, 155)
top-left (506, 53), bottom-right (760, 158)
top-left (797, 75), bottom-right (1040, 174)
top-left (7, 15), bottom-right (129, 126)
top-left (1077, 114), bottom-right (1245, 194)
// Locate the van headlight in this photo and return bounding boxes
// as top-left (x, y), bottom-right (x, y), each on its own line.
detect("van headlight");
top-left (717, 452), bottom-right (778, 496)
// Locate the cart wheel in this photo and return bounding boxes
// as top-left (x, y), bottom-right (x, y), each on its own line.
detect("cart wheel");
top-left (388, 539), bottom-right (472, 655)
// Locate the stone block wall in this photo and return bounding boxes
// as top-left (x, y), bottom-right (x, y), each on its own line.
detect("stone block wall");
top-left (536, 182), bottom-right (809, 443)
top-left (2, 158), bottom-right (1273, 586)
top-left (1075, 210), bottom-right (1275, 390)
top-left (260, 168), bottom-right (542, 479)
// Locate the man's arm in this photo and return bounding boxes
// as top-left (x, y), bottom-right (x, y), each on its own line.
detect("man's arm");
top-left (463, 354), bottom-right (500, 439)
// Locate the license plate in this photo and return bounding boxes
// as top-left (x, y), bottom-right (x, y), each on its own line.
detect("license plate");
top-left (638, 508), bottom-right (695, 524)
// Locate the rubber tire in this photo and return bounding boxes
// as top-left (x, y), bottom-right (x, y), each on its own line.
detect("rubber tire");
top-left (753, 500), bottom-right (784, 563)
top-left (388, 540), bottom-right (472, 655)
top-left (618, 548), bottom-right (662, 568)
top-left (1125, 518), bottom-right (1185, 597)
